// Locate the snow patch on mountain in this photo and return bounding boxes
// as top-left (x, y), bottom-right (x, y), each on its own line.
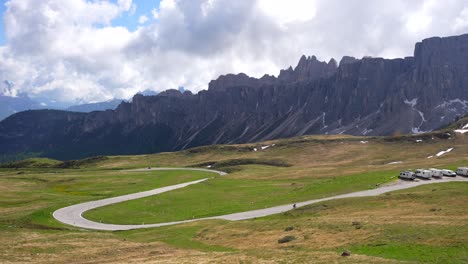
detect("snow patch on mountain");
top-left (455, 129), bottom-right (468, 134)
top-left (436, 148), bottom-right (454, 157)
top-left (435, 99), bottom-right (468, 109)
top-left (261, 144), bottom-right (275, 150)
top-left (362, 128), bottom-right (373, 135)
top-left (454, 123), bottom-right (468, 134)
top-left (253, 144), bottom-right (276, 152)
top-left (411, 109), bottom-right (427, 134)
top-left (404, 98), bottom-right (418, 107)
top-left (404, 98), bottom-right (428, 134)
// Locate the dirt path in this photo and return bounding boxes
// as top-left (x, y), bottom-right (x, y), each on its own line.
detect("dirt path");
top-left (53, 168), bottom-right (468, 231)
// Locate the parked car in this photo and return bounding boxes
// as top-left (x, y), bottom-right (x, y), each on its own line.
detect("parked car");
top-left (442, 169), bottom-right (457, 177)
top-left (399, 171), bottom-right (415, 180)
top-left (415, 169), bottom-right (432, 179)
top-left (456, 167), bottom-right (468, 176)
top-left (429, 168), bottom-right (443, 178)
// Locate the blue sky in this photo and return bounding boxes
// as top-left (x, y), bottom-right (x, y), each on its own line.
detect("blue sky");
top-left (0, 0), bottom-right (161, 45)
top-left (0, 1), bottom-right (6, 44)
top-left (110, 0), bottom-right (161, 30)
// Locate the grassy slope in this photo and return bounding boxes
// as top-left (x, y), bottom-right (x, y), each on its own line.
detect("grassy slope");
top-left (86, 130), bottom-right (467, 224)
top-left (163, 181), bottom-right (465, 263)
top-left (0, 157), bottom-right (63, 168)
top-left (0, 169), bottom-right (214, 229)
top-left (0, 127), bottom-right (467, 263)
top-left (84, 171), bottom-right (396, 224)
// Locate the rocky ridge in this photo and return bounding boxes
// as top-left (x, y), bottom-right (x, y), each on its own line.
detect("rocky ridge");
top-left (1, 34), bottom-right (468, 160)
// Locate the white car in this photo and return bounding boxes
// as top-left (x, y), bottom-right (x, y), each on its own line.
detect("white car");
top-left (456, 167), bottom-right (468, 176)
top-left (399, 171), bottom-right (415, 180)
top-left (415, 169), bottom-right (432, 179)
top-left (429, 168), bottom-right (443, 178)
top-left (442, 169), bottom-right (457, 177)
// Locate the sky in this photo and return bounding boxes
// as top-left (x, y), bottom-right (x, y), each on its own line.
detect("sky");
top-left (1, 0), bottom-right (468, 104)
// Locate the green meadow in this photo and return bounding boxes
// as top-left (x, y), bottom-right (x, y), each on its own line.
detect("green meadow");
top-left (0, 128), bottom-right (467, 263)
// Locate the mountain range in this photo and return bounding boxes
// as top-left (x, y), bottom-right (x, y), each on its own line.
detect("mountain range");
top-left (1, 33), bottom-right (468, 161)
top-left (0, 93), bottom-right (126, 121)
top-left (65, 99), bottom-right (125, 113)
top-left (0, 94), bottom-right (42, 121)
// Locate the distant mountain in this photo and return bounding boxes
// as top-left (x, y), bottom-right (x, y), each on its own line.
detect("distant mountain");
top-left (0, 80), bottom-right (43, 120)
top-left (137, 89), bottom-right (159, 96)
top-left (1, 34), bottom-right (468, 160)
top-left (0, 94), bottom-right (43, 121)
top-left (66, 99), bottom-right (124, 113)
top-left (0, 95), bottom-right (124, 120)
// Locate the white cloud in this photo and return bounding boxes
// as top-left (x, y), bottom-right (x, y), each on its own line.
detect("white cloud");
top-left (404, 0), bottom-right (436, 34)
top-left (118, 0), bottom-right (133, 12)
top-left (0, 0), bottom-right (468, 104)
top-left (160, 0), bottom-right (176, 11)
top-left (151, 8), bottom-right (159, 19)
top-left (138, 15), bottom-right (148, 24)
top-left (454, 7), bottom-right (468, 31)
top-left (257, 0), bottom-right (317, 26)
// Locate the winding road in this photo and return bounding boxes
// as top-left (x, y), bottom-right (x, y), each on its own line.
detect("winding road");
top-left (53, 168), bottom-right (468, 231)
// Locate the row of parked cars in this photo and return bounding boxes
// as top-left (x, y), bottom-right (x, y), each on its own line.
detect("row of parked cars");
top-left (399, 167), bottom-right (468, 180)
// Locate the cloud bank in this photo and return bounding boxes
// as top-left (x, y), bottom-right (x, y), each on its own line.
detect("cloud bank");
top-left (1, 0), bottom-right (468, 103)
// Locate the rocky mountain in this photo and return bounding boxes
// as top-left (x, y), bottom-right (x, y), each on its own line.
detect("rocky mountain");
top-left (137, 89), bottom-right (159, 96)
top-left (1, 34), bottom-right (468, 161)
top-left (66, 99), bottom-right (124, 113)
top-left (0, 80), bottom-right (43, 120)
top-left (0, 95), bottom-right (125, 121)
top-left (0, 94), bottom-right (43, 121)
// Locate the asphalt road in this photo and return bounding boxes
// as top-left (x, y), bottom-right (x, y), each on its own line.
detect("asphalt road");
top-left (53, 168), bottom-right (468, 231)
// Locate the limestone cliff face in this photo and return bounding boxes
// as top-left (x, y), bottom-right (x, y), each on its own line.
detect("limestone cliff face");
top-left (277, 55), bottom-right (337, 82)
top-left (1, 34), bottom-right (468, 160)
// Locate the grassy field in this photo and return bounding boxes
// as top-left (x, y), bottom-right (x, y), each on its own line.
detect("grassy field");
top-left (0, 127), bottom-right (467, 263)
top-left (0, 169), bottom-right (215, 229)
top-left (84, 170), bottom-right (397, 224)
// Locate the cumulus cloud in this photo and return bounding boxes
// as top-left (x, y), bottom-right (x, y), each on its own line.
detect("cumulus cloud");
top-left (151, 8), bottom-right (159, 19)
top-left (138, 15), bottom-right (148, 24)
top-left (0, 0), bottom-right (468, 103)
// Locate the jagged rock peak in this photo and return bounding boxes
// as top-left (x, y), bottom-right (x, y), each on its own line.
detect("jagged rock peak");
top-left (414, 33), bottom-right (468, 66)
top-left (278, 66), bottom-right (294, 81)
top-left (2, 33), bottom-right (468, 160)
top-left (208, 73), bottom-right (275, 91)
top-left (339, 56), bottom-right (358, 66)
top-left (295, 54), bottom-right (327, 70)
top-left (158, 89), bottom-right (188, 97)
top-left (278, 54), bottom-right (338, 82)
top-left (260, 74), bottom-right (277, 82)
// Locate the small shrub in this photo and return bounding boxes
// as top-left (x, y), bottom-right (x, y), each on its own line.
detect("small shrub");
top-left (284, 226), bottom-right (294, 231)
top-left (352, 221), bottom-right (362, 229)
top-left (58, 156), bottom-right (108, 168)
top-left (278, 235), bottom-right (296, 244)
